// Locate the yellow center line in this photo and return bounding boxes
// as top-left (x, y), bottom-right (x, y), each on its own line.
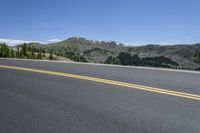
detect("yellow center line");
top-left (0, 65), bottom-right (200, 101)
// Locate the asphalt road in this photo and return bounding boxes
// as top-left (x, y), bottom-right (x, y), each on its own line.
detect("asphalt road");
top-left (0, 58), bottom-right (200, 133)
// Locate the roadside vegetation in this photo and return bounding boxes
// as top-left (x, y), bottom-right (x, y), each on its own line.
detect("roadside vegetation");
top-left (29, 37), bottom-right (200, 70)
top-left (1, 37), bottom-right (200, 71)
top-left (0, 43), bottom-right (58, 60)
top-left (104, 52), bottom-right (179, 68)
top-left (194, 49), bottom-right (200, 64)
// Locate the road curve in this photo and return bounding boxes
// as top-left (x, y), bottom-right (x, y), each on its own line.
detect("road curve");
top-left (0, 58), bottom-right (200, 133)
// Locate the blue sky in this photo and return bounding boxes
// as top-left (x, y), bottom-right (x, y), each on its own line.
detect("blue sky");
top-left (0, 0), bottom-right (200, 45)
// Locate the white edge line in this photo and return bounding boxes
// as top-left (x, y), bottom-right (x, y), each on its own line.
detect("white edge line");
top-left (0, 57), bottom-right (200, 74)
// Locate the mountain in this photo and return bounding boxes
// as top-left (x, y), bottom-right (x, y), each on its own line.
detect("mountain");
top-left (28, 37), bottom-right (200, 69)
top-left (0, 39), bottom-right (40, 46)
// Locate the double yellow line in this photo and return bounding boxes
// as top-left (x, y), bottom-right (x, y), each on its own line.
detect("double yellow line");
top-left (1, 65), bottom-right (200, 101)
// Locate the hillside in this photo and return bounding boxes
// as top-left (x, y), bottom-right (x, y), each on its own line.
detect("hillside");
top-left (27, 37), bottom-right (200, 69)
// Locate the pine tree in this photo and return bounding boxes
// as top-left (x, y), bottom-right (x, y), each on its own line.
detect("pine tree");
top-left (16, 47), bottom-right (20, 58)
top-left (11, 48), bottom-right (15, 58)
top-left (5, 45), bottom-right (11, 57)
top-left (194, 49), bottom-right (200, 63)
top-left (31, 50), bottom-right (36, 59)
top-left (2, 44), bottom-right (7, 57)
top-left (0, 44), bottom-right (5, 57)
top-left (27, 53), bottom-right (32, 59)
top-left (49, 53), bottom-right (54, 60)
top-left (37, 51), bottom-right (42, 59)
top-left (28, 44), bottom-right (32, 51)
top-left (22, 43), bottom-right (28, 57)
top-left (0, 45), bottom-right (2, 57)
top-left (20, 49), bottom-right (24, 58)
top-left (42, 49), bottom-right (46, 57)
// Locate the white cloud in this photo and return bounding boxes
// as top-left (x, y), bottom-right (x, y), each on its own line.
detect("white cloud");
top-left (0, 38), bottom-right (63, 46)
top-left (48, 39), bottom-right (62, 43)
top-left (0, 39), bottom-right (40, 46)
top-left (123, 42), bottom-right (146, 46)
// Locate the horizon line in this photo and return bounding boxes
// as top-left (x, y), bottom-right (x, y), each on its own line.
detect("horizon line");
top-left (0, 37), bottom-right (200, 47)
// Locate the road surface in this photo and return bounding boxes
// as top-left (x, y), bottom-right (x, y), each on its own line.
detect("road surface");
top-left (0, 58), bottom-right (200, 133)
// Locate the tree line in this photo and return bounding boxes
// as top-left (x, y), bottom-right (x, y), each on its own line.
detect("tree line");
top-left (194, 49), bottom-right (200, 64)
top-left (0, 44), bottom-right (15, 58)
top-left (104, 52), bottom-right (179, 68)
top-left (0, 43), bottom-right (54, 60)
top-left (44, 46), bottom-right (87, 62)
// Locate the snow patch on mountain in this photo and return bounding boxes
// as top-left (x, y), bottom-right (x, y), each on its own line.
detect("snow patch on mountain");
top-left (0, 39), bottom-right (40, 46)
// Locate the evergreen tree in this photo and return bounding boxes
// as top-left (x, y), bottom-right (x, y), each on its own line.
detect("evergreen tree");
top-left (5, 45), bottom-right (11, 58)
top-left (16, 47), bottom-right (20, 58)
top-left (0, 44), bottom-right (5, 57)
top-left (31, 50), bottom-right (36, 59)
top-left (22, 43), bottom-right (28, 57)
top-left (49, 53), bottom-right (54, 60)
top-left (0, 44), bottom-right (15, 58)
top-left (194, 49), bottom-right (200, 63)
top-left (37, 51), bottom-right (42, 59)
top-left (104, 56), bottom-right (119, 64)
top-left (0, 45), bottom-right (2, 57)
top-left (26, 53), bottom-right (32, 59)
top-left (42, 49), bottom-right (46, 57)
top-left (11, 49), bottom-right (15, 58)
top-left (19, 49), bottom-right (24, 58)
top-left (28, 44), bottom-right (32, 51)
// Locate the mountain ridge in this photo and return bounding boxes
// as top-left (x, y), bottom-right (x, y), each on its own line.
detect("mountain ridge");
top-left (6, 37), bottom-right (200, 69)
